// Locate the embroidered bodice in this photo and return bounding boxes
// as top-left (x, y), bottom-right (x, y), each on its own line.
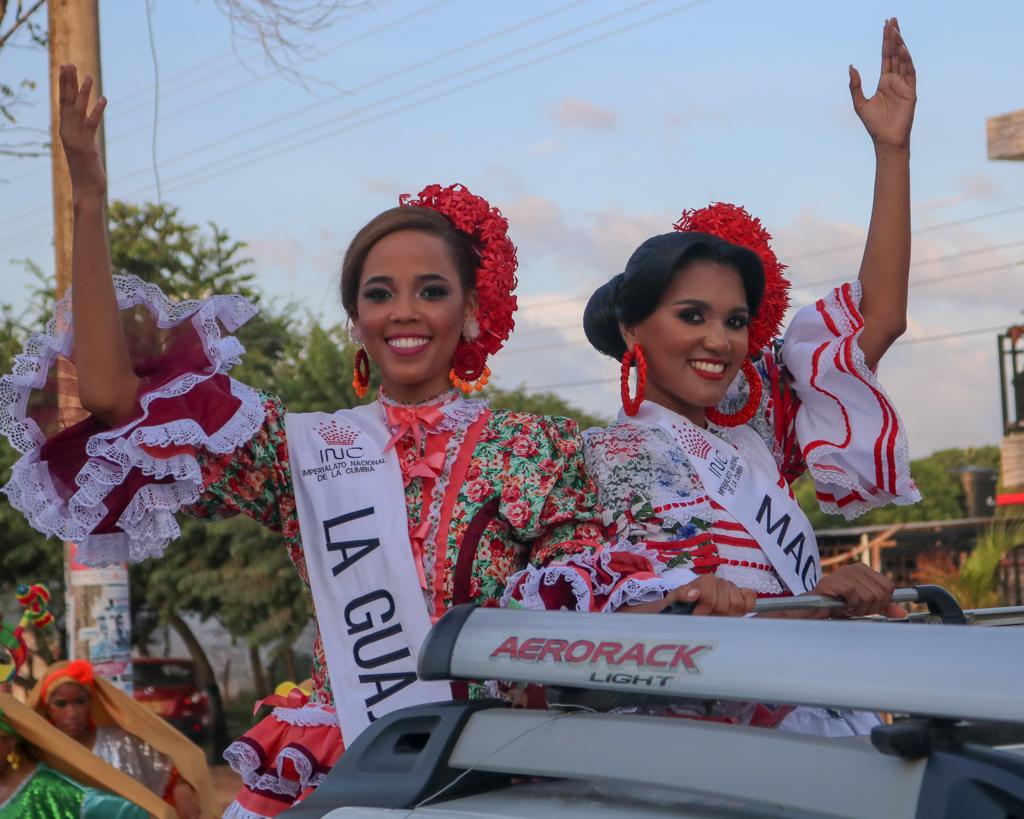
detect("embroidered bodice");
top-left (585, 282), bottom-right (920, 598)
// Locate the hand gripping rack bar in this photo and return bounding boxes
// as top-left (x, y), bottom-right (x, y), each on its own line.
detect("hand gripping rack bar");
top-left (749, 585), bottom-right (1024, 625)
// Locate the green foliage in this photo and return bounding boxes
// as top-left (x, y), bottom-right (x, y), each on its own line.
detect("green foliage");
top-left (0, 302), bottom-right (65, 614)
top-left (913, 519), bottom-right (1024, 608)
top-left (796, 446), bottom-right (1001, 529)
top-left (482, 384), bottom-right (608, 431)
top-left (0, 0), bottom-right (47, 161)
top-left (0, 201), bottom-right (319, 662)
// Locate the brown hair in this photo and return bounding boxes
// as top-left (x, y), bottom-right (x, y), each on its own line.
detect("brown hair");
top-left (340, 206), bottom-right (479, 318)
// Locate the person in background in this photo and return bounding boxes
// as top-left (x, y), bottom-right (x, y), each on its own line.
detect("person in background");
top-left (30, 661), bottom-right (212, 818)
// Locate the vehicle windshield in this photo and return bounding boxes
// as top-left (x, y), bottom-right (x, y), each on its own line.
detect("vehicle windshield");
top-left (133, 662), bottom-right (196, 688)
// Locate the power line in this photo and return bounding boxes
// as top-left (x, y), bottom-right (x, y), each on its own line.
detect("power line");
top-left (514, 237), bottom-right (1024, 328)
top-left (127, 0), bottom-right (710, 200)
top-left (107, 0), bottom-right (458, 146)
top-left (144, 0), bottom-right (162, 203)
top-left (0, 0), bottom-right (624, 238)
top-left (521, 322), bottom-right (1014, 392)
top-left (0, 0), bottom-right (448, 198)
top-left (802, 258), bottom-right (1023, 294)
top-left (0, 0), bottom-right (450, 187)
top-left (0, 0), bottom-right (388, 178)
top-left (506, 256), bottom-right (1024, 347)
top-left (785, 204), bottom-right (1024, 262)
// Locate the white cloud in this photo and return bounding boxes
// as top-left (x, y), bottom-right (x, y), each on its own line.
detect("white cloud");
top-left (773, 211), bottom-right (1018, 455)
top-left (549, 97), bottom-right (618, 132)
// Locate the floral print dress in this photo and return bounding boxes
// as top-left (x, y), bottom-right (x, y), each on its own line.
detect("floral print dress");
top-left (583, 282), bottom-right (921, 734)
top-left (0, 275), bottom-right (682, 818)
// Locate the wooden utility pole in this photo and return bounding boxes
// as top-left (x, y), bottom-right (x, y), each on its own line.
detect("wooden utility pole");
top-left (48, 0), bottom-right (105, 289)
top-left (47, 0), bottom-right (133, 692)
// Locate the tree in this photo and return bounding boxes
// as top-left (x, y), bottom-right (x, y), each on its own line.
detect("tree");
top-left (912, 519), bottom-right (1024, 608)
top-left (0, 203), bottom-right (314, 705)
top-left (0, 0), bottom-right (46, 161)
top-left (795, 446), bottom-right (1002, 529)
top-left (482, 384), bottom-right (607, 431)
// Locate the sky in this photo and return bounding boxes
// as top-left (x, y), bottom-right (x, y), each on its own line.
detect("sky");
top-left (1, 0), bottom-right (1022, 458)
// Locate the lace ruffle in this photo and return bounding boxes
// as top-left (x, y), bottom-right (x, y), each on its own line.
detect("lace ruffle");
top-left (0, 274), bottom-right (264, 564)
top-left (224, 740), bottom-right (302, 799)
top-left (269, 704), bottom-right (338, 728)
top-left (502, 539), bottom-right (680, 612)
top-left (781, 281), bottom-right (920, 519)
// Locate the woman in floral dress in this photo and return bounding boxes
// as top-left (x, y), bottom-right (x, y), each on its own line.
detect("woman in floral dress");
top-left (0, 67), bottom-right (752, 817)
top-left (577, 19), bottom-right (921, 735)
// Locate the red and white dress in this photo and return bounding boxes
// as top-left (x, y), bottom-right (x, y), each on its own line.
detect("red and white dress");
top-left (583, 282), bottom-right (920, 734)
top-left (0, 275), bottom-right (692, 817)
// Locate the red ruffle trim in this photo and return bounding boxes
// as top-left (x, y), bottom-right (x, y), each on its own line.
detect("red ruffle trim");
top-left (225, 708), bottom-right (345, 817)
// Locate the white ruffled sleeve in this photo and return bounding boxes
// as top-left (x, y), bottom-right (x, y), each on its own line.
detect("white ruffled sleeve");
top-left (780, 281), bottom-right (921, 519)
top-left (0, 274), bottom-right (268, 565)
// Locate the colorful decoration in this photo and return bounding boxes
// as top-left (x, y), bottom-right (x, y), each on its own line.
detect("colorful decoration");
top-left (400, 183), bottom-right (518, 385)
top-left (620, 344), bottom-right (648, 417)
top-left (0, 583), bottom-right (53, 683)
top-left (351, 347), bottom-right (370, 399)
top-left (706, 358), bottom-right (764, 428)
top-left (673, 202), bottom-right (791, 356)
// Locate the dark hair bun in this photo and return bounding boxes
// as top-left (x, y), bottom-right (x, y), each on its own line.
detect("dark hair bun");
top-left (583, 273), bottom-right (627, 360)
top-left (584, 231), bottom-right (765, 361)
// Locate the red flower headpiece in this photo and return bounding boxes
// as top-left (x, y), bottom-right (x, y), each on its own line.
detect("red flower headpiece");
top-left (673, 203), bottom-right (790, 355)
top-left (399, 183), bottom-right (518, 380)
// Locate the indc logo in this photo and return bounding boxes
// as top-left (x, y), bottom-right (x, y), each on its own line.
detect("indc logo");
top-left (317, 420), bottom-right (364, 460)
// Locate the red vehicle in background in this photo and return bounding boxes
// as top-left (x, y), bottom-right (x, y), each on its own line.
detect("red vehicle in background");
top-left (131, 658), bottom-right (210, 747)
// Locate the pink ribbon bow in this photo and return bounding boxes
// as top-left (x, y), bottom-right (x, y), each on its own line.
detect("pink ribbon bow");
top-left (252, 686), bottom-right (310, 715)
top-left (384, 403), bottom-right (445, 452)
top-left (400, 451), bottom-right (445, 487)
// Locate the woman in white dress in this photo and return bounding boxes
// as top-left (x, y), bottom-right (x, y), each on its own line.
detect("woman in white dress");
top-left (579, 18), bottom-right (920, 734)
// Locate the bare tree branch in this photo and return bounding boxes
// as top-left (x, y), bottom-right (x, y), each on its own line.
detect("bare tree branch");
top-left (213, 0), bottom-right (368, 89)
top-left (0, 0), bottom-right (46, 50)
top-left (0, 0), bottom-right (47, 166)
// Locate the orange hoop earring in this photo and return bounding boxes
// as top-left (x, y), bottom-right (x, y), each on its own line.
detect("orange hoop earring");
top-left (352, 347), bottom-right (370, 399)
top-left (705, 358), bottom-right (762, 427)
top-left (620, 345), bottom-right (647, 416)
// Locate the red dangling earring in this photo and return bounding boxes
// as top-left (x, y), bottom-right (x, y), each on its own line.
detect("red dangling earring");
top-left (706, 358), bottom-right (762, 427)
top-left (449, 366), bottom-right (491, 394)
top-left (352, 347), bottom-right (370, 399)
top-left (449, 341), bottom-right (490, 393)
top-left (620, 345), bottom-right (647, 416)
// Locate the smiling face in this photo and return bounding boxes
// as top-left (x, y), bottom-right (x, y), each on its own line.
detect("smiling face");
top-left (45, 682), bottom-right (91, 741)
top-left (352, 229), bottom-right (476, 403)
top-left (622, 259), bottom-right (749, 425)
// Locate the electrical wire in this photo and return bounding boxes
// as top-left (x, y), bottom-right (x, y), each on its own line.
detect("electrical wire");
top-left (785, 204), bottom-right (1024, 262)
top-left (516, 322), bottom-right (1016, 392)
top-left (144, 0), bottom-right (162, 203)
top-left (505, 256), bottom-right (1024, 346)
top-left (0, 0), bottom-right (650, 239)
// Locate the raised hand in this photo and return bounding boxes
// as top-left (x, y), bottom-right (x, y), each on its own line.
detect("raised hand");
top-left (58, 64), bottom-right (107, 197)
top-left (849, 18), bottom-right (916, 150)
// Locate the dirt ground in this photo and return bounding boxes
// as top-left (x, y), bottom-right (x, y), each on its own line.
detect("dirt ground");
top-left (211, 764), bottom-right (243, 814)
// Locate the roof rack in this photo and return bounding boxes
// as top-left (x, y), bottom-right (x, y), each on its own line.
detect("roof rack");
top-left (419, 600), bottom-right (1024, 723)
top-left (284, 589), bottom-right (1024, 818)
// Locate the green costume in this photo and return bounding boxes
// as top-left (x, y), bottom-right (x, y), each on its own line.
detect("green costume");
top-left (0, 763), bottom-right (148, 819)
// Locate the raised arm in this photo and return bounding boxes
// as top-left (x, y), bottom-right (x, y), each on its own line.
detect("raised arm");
top-left (848, 18), bottom-right (917, 370)
top-left (59, 64), bottom-right (140, 424)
